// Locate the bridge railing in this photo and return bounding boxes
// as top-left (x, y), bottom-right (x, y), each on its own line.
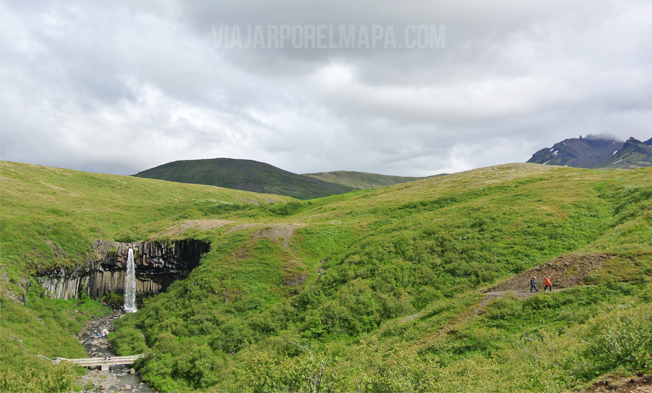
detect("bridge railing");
top-left (54, 353), bottom-right (151, 367)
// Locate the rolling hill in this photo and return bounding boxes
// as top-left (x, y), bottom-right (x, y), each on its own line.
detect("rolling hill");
top-left (133, 158), bottom-right (355, 200)
top-left (302, 170), bottom-right (431, 189)
top-left (2, 161), bottom-right (651, 392)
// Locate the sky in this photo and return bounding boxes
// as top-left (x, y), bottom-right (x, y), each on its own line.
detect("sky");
top-left (1, 0), bottom-right (651, 177)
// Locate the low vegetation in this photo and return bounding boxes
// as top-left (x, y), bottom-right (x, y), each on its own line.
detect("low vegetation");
top-left (1, 161), bottom-right (651, 392)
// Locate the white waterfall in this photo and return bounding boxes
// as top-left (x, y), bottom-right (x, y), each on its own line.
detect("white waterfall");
top-left (124, 248), bottom-right (138, 313)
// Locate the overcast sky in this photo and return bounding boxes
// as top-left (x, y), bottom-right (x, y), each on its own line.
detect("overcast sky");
top-left (1, 0), bottom-right (651, 177)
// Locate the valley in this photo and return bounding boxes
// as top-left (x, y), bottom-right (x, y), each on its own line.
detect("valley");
top-left (1, 161), bottom-right (651, 392)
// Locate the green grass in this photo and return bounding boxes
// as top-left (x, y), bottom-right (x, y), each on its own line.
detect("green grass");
top-left (1, 161), bottom-right (652, 392)
top-left (0, 290), bottom-right (110, 392)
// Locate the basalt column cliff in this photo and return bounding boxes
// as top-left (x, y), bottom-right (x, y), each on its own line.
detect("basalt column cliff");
top-left (37, 239), bottom-right (210, 299)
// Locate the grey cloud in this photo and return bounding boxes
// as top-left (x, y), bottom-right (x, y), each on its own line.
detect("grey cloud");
top-left (1, 0), bottom-right (650, 177)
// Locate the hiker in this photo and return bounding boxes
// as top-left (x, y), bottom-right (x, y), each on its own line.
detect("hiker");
top-left (530, 276), bottom-right (539, 292)
top-left (544, 276), bottom-right (552, 291)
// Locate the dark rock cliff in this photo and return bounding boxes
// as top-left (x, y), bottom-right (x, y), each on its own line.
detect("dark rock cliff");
top-left (527, 136), bottom-right (624, 168)
top-left (37, 239), bottom-right (210, 300)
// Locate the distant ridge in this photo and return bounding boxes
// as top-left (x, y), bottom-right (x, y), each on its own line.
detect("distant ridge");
top-left (527, 135), bottom-right (624, 168)
top-left (596, 137), bottom-right (652, 169)
top-left (303, 171), bottom-right (428, 190)
top-left (134, 158), bottom-right (355, 200)
top-left (527, 135), bottom-right (652, 169)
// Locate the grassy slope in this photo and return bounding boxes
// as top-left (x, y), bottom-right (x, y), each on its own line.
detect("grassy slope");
top-left (0, 161), bottom-right (292, 391)
top-left (1, 162), bottom-right (651, 392)
top-left (133, 158), bottom-right (354, 200)
top-left (302, 170), bottom-right (429, 190)
top-left (117, 164), bottom-right (652, 392)
top-left (0, 161), bottom-right (293, 291)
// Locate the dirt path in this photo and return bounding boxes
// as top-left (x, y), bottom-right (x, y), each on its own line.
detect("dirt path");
top-left (488, 253), bottom-right (614, 293)
top-left (475, 253), bottom-right (613, 312)
top-left (586, 376), bottom-right (652, 393)
top-left (477, 287), bottom-right (570, 311)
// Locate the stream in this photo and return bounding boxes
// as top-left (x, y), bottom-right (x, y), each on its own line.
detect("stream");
top-left (77, 311), bottom-right (158, 393)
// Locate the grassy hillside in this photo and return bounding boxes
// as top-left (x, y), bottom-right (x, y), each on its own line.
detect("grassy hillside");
top-left (0, 161), bottom-right (296, 391)
top-left (2, 161), bottom-right (651, 392)
top-left (134, 158), bottom-right (355, 200)
top-left (0, 161), bottom-right (293, 291)
top-left (303, 170), bottom-right (431, 189)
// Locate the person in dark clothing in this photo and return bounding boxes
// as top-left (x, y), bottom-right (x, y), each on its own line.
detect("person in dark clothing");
top-left (544, 276), bottom-right (552, 291)
top-left (530, 276), bottom-right (539, 292)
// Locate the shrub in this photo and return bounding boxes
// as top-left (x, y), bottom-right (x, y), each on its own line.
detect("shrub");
top-left (587, 304), bottom-right (652, 374)
top-left (0, 362), bottom-right (78, 393)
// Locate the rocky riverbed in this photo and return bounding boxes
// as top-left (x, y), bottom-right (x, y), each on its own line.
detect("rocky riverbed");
top-left (75, 311), bottom-right (157, 393)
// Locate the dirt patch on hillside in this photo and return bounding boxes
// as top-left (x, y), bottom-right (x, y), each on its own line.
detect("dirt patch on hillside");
top-left (254, 225), bottom-right (301, 249)
top-left (488, 253), bottom-right (615, 293)
top-left (226, 223), bottom-right (261, 233)
top-left (226, 223), bottom-right (301, 249)
top-left (240, 198), bottom-right (260, 206)
top-left (585, 376), bottom-right (652, 393)
top-left (156, 219), bottom-right (235, 237)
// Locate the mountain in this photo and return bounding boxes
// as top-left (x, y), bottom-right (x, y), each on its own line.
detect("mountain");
top-left (596, 137), bottom-right (652, 169)
top-left (303, 170), bottom-right (430, 189)
top-left (527, 135), bottom-right (624, 168)
top-left (133, 158), bottom-right (355, 200)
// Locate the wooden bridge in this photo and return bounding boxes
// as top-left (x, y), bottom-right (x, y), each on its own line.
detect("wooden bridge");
top-left (54, 354), bottom-right (149, 371)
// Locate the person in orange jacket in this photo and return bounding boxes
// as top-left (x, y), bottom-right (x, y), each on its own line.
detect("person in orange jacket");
top-left (544, 276), bottom-right (552, 291)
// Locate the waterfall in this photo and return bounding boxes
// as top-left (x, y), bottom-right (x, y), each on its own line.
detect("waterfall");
top-left (124, 248), bottom-right (137, 313)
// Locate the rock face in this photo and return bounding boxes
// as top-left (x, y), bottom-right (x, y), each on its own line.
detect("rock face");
top-left (37, 239), bottom-right (210, 299)
top-left (527, 135), bottom-right (624, 168)
top-left (596, 137), bottom-right (652, 169)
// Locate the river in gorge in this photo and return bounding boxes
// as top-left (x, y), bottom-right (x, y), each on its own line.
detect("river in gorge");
top-left (76, 311), bottom-right (157, 393)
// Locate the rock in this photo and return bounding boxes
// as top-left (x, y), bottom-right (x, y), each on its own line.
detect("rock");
top-left (36, 239), bottom-right (210, 300)
top-left (129, 368), bottom-right (136, 375)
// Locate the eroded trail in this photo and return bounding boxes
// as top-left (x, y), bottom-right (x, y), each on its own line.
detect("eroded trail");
top-left (476, 253), bottom-right (615, 310)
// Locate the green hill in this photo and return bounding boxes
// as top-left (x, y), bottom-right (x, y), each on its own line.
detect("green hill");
top-left (303, 170), bottom-right (433, 189)
top-left (2, 161), bottom-right (651, 392)
top-left (0, 161), bottom-right (297, 391)
top-left (134, 158), bottom-right (355, 200)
